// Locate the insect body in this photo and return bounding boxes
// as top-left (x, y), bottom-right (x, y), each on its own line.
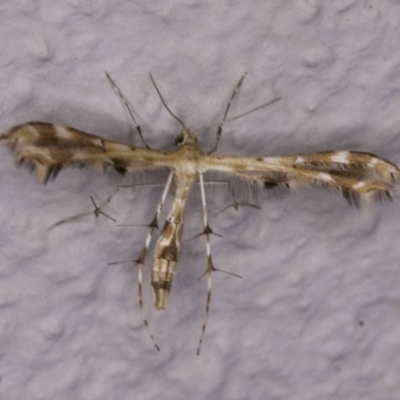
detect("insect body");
top-left (2, 74), bottom-right (399, 354)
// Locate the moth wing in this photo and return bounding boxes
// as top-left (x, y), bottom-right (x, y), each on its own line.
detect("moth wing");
top-left (1, 122), bottom-right (174, 183)
top-left (204, 151), bottom-right (400, 207)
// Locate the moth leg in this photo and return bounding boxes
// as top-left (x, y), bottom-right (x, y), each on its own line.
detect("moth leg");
top-left (208, 72), bottom-right (247, 154)
top-left (47, 191), bottom-right (118, 231)
top-left (89, 195), bottom-right (117, 222)
top-left (106, 72), bottom-right (150, 149)
top-left (133, 171), bottom-right (174, 351)
top-left (196, 173), bottom-right (221, 355)
top-left (214, 185), bottom-right (261, 217)
top-left (214, 200), bottom-right (261, 217)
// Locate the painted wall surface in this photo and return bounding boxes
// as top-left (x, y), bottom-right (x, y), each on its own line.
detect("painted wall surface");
top-left (0, 1), bottom-right (400, 399)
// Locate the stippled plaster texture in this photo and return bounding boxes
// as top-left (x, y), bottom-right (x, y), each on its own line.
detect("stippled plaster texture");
top-left (0, 1), bottom-right (400, 399)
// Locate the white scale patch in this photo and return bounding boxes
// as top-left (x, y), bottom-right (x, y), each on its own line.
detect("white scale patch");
top-left (55, 126), bottom-right (74, 139)
top-left (352, 181), bottom-right (366, 189)
top-left (368, 157), bottom-right (379, 167)
top-left (28, 125), bottom-right (41, 139)
top-left (330, 151), bottom-right (350, 163)
top-left (318, 172), bottom-right (334, 181)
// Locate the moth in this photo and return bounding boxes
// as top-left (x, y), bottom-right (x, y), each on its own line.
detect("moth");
top-left (2, 73), bottom-right (399, 354)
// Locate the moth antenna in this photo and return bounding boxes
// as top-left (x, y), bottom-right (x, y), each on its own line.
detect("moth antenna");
top-left (149, 73), bottom-right (187, 130)
top-left (106, 71), bottom-right (150, 149)
top-left (133, 171), bottom-right (174, 351)
top-left (208, 72), bottom-right (247, 154)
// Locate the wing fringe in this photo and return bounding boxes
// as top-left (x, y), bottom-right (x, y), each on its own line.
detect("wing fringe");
top-left (1, 122), bottom-right (167, 183)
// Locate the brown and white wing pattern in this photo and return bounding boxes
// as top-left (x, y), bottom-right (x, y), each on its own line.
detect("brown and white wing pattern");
top-left (0, 122), bottom-right (178, 183)
top-left (202, 150), bottom-right (400, 207)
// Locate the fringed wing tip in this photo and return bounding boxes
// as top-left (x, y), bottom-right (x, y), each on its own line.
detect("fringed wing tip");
top-left (13, 156), bottom-right (60, 184)
top-left (341, 187), bottom-right (394, 209)
top-left (256, 172), bottom-right (395, 209)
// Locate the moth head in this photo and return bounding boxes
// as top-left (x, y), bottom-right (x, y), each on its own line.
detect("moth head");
top-left (175, 129), bottom-right (198, 147)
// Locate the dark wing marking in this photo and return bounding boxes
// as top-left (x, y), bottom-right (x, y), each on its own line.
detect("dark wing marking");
top-left (1, 122), bottom-right (177, 183)
top-left (203, 151), bottom-right (400, 207)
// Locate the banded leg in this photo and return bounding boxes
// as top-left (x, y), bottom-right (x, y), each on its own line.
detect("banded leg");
top-left (133, 171), bottom-right (174, 351)
top-left (197, 173), bottom-right (217, 355)
top-left (197, 174), bottom-right (243, 354)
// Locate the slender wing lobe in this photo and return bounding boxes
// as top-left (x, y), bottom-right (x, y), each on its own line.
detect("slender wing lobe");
top-left (204, 150), bottom-right (400, 207)
top-left (1, 122), bottom-right (172, 183)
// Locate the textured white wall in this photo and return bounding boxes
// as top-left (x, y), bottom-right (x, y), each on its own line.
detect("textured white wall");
top-left (1, 1), bottom-right (400, 399)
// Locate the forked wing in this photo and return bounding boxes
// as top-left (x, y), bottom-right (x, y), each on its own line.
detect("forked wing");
top-left (202, 151), bottom-right (400, 206)
top-left (1, 122), bottom-right (178, 183)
